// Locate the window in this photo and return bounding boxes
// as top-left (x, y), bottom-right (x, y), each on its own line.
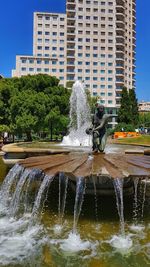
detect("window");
top-left (93, 92), bottom-right (97, 96)
top-left (44, 68), bottom-right (49, 72)
top-left (37, 46), bottom-right (42, 50)
top-left (37, 60), bottom-right (42, 64)
top-left (100, 92), bottom-right (105, 96)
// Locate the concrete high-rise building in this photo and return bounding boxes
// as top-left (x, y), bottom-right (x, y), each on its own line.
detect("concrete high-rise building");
top-left (12, 0), bottom-right (136, 119)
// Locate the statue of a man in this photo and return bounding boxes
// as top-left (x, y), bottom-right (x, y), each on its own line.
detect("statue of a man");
top-left (86, 105), bottom-right (116, 153)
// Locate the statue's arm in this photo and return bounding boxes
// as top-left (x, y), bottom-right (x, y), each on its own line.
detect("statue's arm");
top-left (93, 116), bottom-right (109, 131)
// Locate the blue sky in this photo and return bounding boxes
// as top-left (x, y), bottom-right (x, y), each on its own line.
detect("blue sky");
top-left (0, 0), bottom-right (149, 101)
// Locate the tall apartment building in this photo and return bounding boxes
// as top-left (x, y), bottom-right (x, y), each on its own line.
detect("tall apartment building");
top-left (12, 0), bottom-right (136, 119)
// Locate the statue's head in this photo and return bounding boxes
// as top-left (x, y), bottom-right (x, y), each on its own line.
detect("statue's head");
top-left (96, 104), bottom-right (105, 119)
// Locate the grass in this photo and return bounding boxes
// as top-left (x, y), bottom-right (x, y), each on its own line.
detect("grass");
top-left (113, 135), bottom-right (150, 146)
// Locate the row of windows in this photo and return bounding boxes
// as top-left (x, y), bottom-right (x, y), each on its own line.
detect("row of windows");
top-left (76, 70), bottom-right (114, 74)
top-left (21, 67), bottom-right (64, 73)
top-left (37, 15), bottom-right (65, 22)
top-left (92, 97), bottom-right (113, 105)
top-left (38, 24), bottom-right (64, 28)
top-left (75, 53), bottom-right (114, 58)
top-left (93, 92), bottom-right (113, 96)
top-left (21, 59), bottom-right (64, 65)
top-left (77, 15), bottom-right (114, 22)
top-left (37, 46), bottom-right (64, 51)
top-left (78, 1), bottom-right (113, 6)
top-left (37, 39), bottom-right (64, 44)
top-left (38, 31), bottom-right (65, 36)
top-left (92, 85), bottom-right (113, 89)
top-left (78, 76), bottom-right (113, 82)
top-left (77, 47), bottom-right (114, 51)
top-left (36, 53), bottom-right (64, 58)
top-left (77, 62), bottom-right (113, 66)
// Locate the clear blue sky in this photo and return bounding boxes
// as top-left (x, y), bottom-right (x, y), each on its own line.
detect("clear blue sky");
top-left (0, 0), bottom-right (149, 101)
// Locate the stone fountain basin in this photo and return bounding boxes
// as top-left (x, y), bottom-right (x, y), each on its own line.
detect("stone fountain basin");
top-left (2, 142), bottom-right (148, 167)
top-left (19, 152), bottom-right (150, 196)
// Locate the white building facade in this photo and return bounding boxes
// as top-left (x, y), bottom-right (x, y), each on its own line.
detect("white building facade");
top-left (12, 0), bottom-right (136, 119)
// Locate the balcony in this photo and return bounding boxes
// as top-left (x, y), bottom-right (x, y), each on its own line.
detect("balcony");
top-left (67, 45), bottom-right (75, 50)
top-left (67, 61), bottom-right (75, 66)
top-left (116, 0), bottom-right (125, 5)
top-left (67, 30), bottom-right (75, 36)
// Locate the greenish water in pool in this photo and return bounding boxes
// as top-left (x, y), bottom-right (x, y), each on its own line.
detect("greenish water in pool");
top-left (0, 156), bottom-right (150, 267)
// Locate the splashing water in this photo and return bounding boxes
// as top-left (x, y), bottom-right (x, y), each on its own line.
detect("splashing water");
top-left (62, 81), bottom-right (91, 146)
top-left (73, 177), bottom-right (86, 232)
top-left (113, 178), bottom-right (125, 236)
top-left (60, 232), bottom-right (91, 253)
top-left (109, 234), bottom-right (133, 255)
top-left (133, 178), bottom-right (139, 225)
top-left (58, 173), bottom-right (68, 224)
top-left (0, 165), bottom-right (47, 266)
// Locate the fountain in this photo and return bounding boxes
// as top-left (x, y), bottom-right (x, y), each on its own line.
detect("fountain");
top-left (1, 81), bottom-right (150, 265)
top-left (62, 81), bottom-right (91, 147)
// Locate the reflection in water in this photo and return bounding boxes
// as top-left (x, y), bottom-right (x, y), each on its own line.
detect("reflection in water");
top-left (1, 161), bottom-right (150, 266)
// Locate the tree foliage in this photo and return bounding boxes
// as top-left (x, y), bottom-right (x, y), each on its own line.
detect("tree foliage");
top-left (129, 89), bottom-right (139, 126)
top-left (117, 87), bottom-right (139, 126)
top-left (0, 74), bottom-right (70, 141)
top-left (117, 87), bottom-right (132, 124)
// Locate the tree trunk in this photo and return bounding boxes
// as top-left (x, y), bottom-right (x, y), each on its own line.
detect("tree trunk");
top-left (26, 131), bottom-right (32, 142)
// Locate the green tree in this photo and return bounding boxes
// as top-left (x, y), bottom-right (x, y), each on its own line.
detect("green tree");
top-left (129, 89), bottom-right (139, 126)
top-left (0, 74), bottom-right (71, 141)
top-left (10, 90), bottom-right (48, 141)
top-left (117, 87), bottom-right (132, 124)
top-left (139, 112), bottom-right (150, 128)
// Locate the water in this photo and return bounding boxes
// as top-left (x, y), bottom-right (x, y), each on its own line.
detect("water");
top-left (62, 81), bottom-right (92, 146)
top-left (58, 172), bottom-right (68, 224)
top-left (1, 158), bottom-right (150, 266)
top-left (133, 177), bottom-right (140, 224)
top-left (113, 178), bottom-right (125, 235)
top-left (73, 177), bottom-right (86, 232)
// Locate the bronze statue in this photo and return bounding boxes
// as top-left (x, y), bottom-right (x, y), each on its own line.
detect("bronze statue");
top-left (86, 105), bottom-right (116, 153)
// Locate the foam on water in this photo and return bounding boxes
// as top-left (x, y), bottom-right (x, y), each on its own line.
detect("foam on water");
top-left (53, 224), bottom-right (63, 235)
top-left (60, 232), bottom-right (92, 253)
top-left (0, 213), bottom-right (44, 265)
top-left (129, 224), bottom-right (145, 233)
top-left (109, 235), bottom-right (133, 254)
